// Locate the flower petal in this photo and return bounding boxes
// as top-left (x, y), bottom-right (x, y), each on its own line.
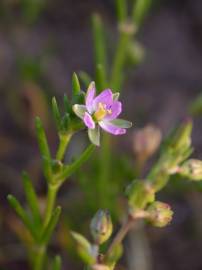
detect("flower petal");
top-left (88, 125), bottom-right (100, 146)
top-left (104, 101), bottom-right (122, 120)
top-left (93, 89), bottom-right (113, 110)
top-left (73, 104), bottom-right (87, 119)
top-left (109, 119), bottom-right (132, 128)
top-left (99, 121), bottom-right (126, 135)
top-left (84, 112), bottom-right (95, 129)
top-left (86, 82), bottom-right (96, 113)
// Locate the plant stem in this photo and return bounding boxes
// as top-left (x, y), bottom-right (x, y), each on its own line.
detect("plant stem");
top-left (31, 143), bottom-right (95, 269)
top-left (56, 133), bottom-right (72, 161)
top-left (33, 245), bottom-right (46, 270)
top-left (58, 144), bottom-right (95, 182)
top-left (44, 184), bottom-right (60, 228)
top-left (106, 215), bottom-right (135, 256)
top-left (97, 134), bottom-right (110, 207)
top-left (33, 184), bottom-right (60, 270)
top-left (110, 30), bottom-right (131, 91)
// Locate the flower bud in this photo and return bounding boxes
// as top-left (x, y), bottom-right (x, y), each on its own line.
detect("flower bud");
top-left (90, 210), bottom-right (113, 245)
top-left (146, 201), bottom-right (173, 228)
top-left (133, 125), bottom-right (162, 161)
top-left (179, 159), bottom-right (202, 181)
top-left (126, 180), bottom-right (155, 211)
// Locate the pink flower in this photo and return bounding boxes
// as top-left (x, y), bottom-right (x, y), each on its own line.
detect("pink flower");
top-left (73, 82), bottom-right (132, 146)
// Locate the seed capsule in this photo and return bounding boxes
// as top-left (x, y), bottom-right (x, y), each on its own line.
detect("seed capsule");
top-left (146, 201), bottom-right (173, 228)
top-left (90, 210), bottom-right (113, 245)
top-left (179, 159), bottom-right (202, 181)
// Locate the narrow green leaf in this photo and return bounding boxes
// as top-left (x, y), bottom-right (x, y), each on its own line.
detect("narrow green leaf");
top-left (110, 32), bottom-right (131, 91)
top-left (189, 93), bottom-right (202, 116)
top-left (72, 72), bottom-right (81, 96)
top-left (52, 255), bottom-right (62, 270)
top-left (42, 156), bottom-right (52, 182)
top-left (71, 231), bottom-right (91, 251)
top-left (35, 117), bottom-right (52, 180)
top-left (132, 0), bottom-right (152, 28)
top-left (35, 117), bottom-right (51, 159)
top-left (57, 144), bottom-right (95, 182)
top-left (40, 206), bottom-right (61, 244)
top-left (79, 71), bottom-right (92, 88)
top-left (52, 97), bottom-right (61, 130)
top-left (71, 231), bottom-right (95, 264)
top-left (22, 171), bottom-right (41, 227)
top-left (171, 119), bottom-right (193, 150)
top-left (61, 113), bottom-right (70, 132)
top-left (7, 194), bottom-right (37, 240)
top-left (95, 64), bottom-right (107, 92)
top-left (63, 94), bottom-right (71, 114)
top-left (115, 0), bottom-right (128, 22)
top-left (92, 13), bottom-right (107, 87)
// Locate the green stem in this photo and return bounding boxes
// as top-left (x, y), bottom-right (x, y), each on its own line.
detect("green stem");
top-left (106, 215), bottom-right (135, 256)
top-left (44, 184), bottom-right (60, 228)
top-left (32, 184), bottom-right (59, 270)
top-left (97, 134), bottom-right (111, 207)
top-left (33, 245), bottom-right (46, 270)
top-left (110, 31), bottom-right (131, 91)
top-left (58, 144), bottom-right (95, 183)
top-left (56, 133), bottom-right (72, 161)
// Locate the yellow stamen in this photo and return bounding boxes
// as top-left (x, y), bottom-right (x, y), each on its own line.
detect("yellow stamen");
top-left (94, 103), bottom-right (107, 121)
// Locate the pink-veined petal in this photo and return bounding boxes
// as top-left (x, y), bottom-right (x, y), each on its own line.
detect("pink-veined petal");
top-left (99, 121), bottom-right (126, 135)
top-left (84, 112), bottom-right (95, 129)
top-left (104, 101), bottom-right (122, 120)
top-left (86, 82), bottom-right (96, 113)
top-left (93, 89), bottom-right (113, 110)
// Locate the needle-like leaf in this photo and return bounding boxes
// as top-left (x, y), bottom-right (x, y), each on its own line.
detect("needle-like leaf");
top-left (22, 171), bottom-right (41, 227)
top-left (7, 194), bottom-right (37, 240)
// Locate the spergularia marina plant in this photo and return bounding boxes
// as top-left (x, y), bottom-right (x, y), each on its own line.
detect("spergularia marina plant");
top-left (6, 0), bottom-right (202, 269)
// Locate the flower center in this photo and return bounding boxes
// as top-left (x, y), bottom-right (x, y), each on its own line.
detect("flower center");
top-left (94, 102), bottom-right (112, 121)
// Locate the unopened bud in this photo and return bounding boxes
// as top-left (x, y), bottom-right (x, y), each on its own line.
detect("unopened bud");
top-left (126, 180), bottom-right (155, 211)
top-left (133, 125), bottom-right (162, 161)
top-left (179, 159), bottom-right (202, 181)
top-left (90, 210), bottom-right (113, 245)
top-left (146, 201), bottom-right (173, 228)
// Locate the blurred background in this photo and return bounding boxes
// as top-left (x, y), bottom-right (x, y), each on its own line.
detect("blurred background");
top-left (1, 0), bottom-right (202, 269)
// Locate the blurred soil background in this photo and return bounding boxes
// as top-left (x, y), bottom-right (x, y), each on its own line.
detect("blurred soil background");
top-left (1, 0), bottom-right (202, 269)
